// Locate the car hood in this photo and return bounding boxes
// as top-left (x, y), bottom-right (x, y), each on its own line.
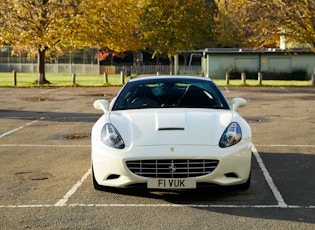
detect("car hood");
top-left (109, 108), bottom-right (233, 146)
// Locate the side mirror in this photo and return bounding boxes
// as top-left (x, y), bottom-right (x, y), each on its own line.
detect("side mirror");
top-left (93, 99), bottom-right (109, 114)
top-left (232, 98), bottom-right (247, 111)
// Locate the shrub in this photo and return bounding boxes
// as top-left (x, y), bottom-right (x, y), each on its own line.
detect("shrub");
top-left (227, 67), bottom-right (308, 80)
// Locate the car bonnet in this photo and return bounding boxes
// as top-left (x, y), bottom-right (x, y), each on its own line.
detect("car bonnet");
top-left (109, 108), bottom-right (233, 147)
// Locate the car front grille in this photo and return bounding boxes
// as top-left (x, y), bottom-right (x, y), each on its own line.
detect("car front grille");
top-left (126, 159), bottom-right (219, 178)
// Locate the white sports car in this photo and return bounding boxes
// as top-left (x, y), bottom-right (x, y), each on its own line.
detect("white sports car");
top-left (91, 76), bottom-right (252, 190)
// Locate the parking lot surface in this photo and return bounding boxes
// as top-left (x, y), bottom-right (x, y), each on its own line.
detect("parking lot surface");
top-left (0, 86), bottom-right (314, 229)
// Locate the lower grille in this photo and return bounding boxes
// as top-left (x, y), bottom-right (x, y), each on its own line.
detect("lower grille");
top-left (126, 159), bottom-right (219, 178)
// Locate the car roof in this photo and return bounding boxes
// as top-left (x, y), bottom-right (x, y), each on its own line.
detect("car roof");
top-left (128, 75), bottom-right (213, 83)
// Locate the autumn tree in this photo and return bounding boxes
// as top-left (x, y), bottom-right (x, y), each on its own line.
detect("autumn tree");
top-left (212, 0), bottom-right (243, 48)
top-left (229, 0), bottom-right (315, 50)
top-left (0, 0), bottom-right (83, 84)
top-left (76, 0), bottom-right (146, 62)
top-left (276, 0), bottom-right (315, 50)
top-left (141, 0), bottom-right (216, 74)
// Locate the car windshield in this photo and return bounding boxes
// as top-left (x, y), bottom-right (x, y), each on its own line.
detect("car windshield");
top-left (112, 78), bottom-right (230, 111)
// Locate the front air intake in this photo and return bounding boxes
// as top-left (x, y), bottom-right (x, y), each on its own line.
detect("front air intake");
top-left (126, 159), bottom-right (219, 178)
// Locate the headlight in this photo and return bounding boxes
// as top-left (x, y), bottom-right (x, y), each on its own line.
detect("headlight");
top-left (219, 122), bottom-right (242, 148)
top-left (101, 123), bottom-right (125, 149)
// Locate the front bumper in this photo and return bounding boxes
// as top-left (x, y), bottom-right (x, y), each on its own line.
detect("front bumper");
top-left (92, 139), bottom-right (252, 188)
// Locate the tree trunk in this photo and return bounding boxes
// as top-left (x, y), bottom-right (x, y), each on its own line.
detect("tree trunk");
top-left (37, 48), bottom-right (49, 85)
top-left (169, 55), bottom-right (174, 75)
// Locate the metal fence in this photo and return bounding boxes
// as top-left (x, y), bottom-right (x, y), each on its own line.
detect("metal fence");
top-left (0, 63), bottom-right (203, 75)
top-left (0, 46), bottom-right (99, 73)
top-left (0, 46), bottom-right (202, 75)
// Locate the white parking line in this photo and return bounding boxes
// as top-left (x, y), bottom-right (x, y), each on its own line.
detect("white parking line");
top-left (0, 118), bottom-right (42, 138)
top-left (54, 169), bottom-right (92, 207)
top-left (2, 143), bottom-right (313, 148)
top-left (0, 144), bottom-right (312, 209)
top-left (53, 145), bottom-right (289, 208)
top-left (252, 145), bottom-right (287, 208)
top-left (255, 144), bottom-right (315, 148)
top-left (0, 144), bottom-right (90, 148)
top-left (1, 204), bottom-right (314, 209)
top-left (1, 116), bottom-right (98, 120)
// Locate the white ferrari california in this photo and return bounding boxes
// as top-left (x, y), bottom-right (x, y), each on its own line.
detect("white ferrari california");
top-left (91, 76), bottom-right (252, 191)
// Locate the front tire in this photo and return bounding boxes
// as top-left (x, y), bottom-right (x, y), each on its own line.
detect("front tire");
top-left (92, 166), bottom-right (106, 191)
top-left (236, 172), bottom-right (251, 190)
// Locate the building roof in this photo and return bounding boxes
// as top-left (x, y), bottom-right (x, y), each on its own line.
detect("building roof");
top-left (178, 48), bottom-right (314, 55)
top-left (205, 48), bottom-right (314, 54)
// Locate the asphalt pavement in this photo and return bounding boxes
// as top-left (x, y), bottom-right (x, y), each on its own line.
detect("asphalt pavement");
top-left (0, 86), bottom-right (314, 229)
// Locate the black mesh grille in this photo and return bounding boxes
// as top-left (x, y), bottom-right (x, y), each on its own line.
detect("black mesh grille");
top-left (126, 159), bottom-right (219, 178)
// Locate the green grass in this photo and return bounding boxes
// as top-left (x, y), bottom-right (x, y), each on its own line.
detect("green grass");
top-left (213, 79), bottom-right (313, 87)
top-left (0, 72), bottom-right (313, 87)
top-left (0, 72), bottom-right (132, 87)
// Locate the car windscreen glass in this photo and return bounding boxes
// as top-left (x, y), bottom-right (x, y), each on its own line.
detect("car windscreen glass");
top-left (112, 78), bottom-right (230, 110)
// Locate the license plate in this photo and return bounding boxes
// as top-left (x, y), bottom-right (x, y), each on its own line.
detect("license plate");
top-left (147, 178), bottom-right (196, 189)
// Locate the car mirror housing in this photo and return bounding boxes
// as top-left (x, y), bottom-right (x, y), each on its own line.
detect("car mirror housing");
top-left (232, 98), bottom-right (247, 111)
top-left (93, 99), bottom-right (109, 114)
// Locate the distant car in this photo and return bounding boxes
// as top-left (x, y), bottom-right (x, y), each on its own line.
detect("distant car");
top-left (91, 76), bottom-right (252, 190)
